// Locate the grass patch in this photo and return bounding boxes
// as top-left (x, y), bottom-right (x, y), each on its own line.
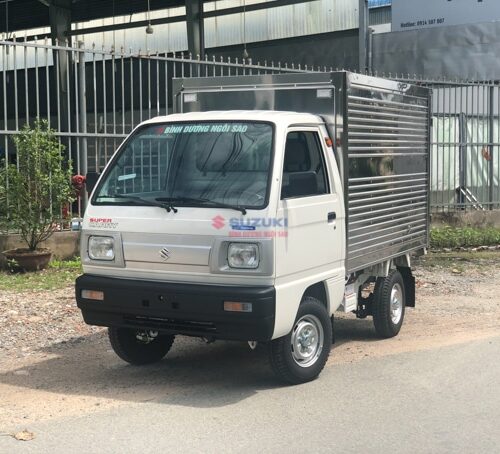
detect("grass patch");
top-left (416, 250), bottom-right (500, 269)
top-left (0, 257), bottom-right (82, 292)
top-left (430, 226), bottom-right (500, 249)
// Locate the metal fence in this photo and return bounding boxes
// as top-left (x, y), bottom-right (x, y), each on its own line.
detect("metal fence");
top-left (1, 37), bottom-right (499, 216)
top-left (0, 37), bottom-right (319, 216)
top-left (393, 76), bottom-right (500, 212)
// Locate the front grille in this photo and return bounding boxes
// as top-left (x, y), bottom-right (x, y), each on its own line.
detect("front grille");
top-left (123, 315), bottom-right (217, 335)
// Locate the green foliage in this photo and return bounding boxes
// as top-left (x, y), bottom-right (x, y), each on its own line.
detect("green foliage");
top-left (0, 257), bottom-right (82, 291)
top-left (0, 119), bottom-right (74, 250)
top-left (0, 175), bottom-right (7, 231)
top-left (430, 226), bottom-right (500, 249)
top-left (5, 258), bottom-right (19, 272)
top-left (48, 257), bottom-right (82, 270)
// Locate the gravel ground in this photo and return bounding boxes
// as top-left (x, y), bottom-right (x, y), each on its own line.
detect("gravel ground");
top-left (1, 252), bottom-right (498, 360)
top-left (0, 288), bottom-right (103, 356)
top-left (0, 251), bottom-right (499, 431)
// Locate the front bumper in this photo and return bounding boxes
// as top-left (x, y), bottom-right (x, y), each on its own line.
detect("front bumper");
top-left (75, 274), bottom-right (275, 341)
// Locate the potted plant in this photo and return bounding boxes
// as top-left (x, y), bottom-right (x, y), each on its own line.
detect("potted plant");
top-left (0, 119), bottom-right (74, 271)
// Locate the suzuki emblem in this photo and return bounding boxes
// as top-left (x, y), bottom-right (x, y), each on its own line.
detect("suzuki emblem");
top-left (159, 247), bottom-right (170, 261)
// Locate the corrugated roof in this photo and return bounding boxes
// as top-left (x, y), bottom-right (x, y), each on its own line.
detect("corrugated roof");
top-left (2, 0), bottom-right (392, 37)
top-left (1, 0), bottom-right (186, 34)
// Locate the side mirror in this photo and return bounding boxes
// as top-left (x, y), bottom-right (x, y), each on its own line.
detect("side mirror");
top-left (71, 217), bottom-right (83, 231)
top-left (86, 171), bottom-right (100, 194)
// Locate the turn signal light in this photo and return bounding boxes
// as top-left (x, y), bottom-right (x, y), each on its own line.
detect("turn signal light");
top-left (81, 289), bottom-right (104, 301)
top-left (224, 301), bottom-right (253, 313)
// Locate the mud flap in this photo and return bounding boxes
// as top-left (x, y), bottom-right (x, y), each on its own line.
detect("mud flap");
top-left (398, 267), bottom-right (415, 307)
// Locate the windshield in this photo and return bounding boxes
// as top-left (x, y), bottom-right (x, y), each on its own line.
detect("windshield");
top-left (93, 121), bottom-right (274, 210)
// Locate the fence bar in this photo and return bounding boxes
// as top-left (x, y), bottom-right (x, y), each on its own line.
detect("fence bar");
top-left (92, 44), bottom-right (98, 170)
top-left (55, 39), bottom-right (61, 133)
top-left (35, 42), bottom-right (40, 119)
top-left (102, 47), bottom-right (107, 164)
top-left (2, 42), bottom-right (7, 193)
top-left (78, 42), bottom-right (88, 207)
top-left (23, 39), bottom-right (29, 124)
top-left (139, 54), bottom-right (143, 123)
top-left (112, 50), bottom-right (116, 137)
top-left (489, 85), bottom-right (494, 209)
top-left (1, 38), bottom-right (500, 216)
top-left (130, 51), bottom-right (134, 134)
top-left (121, 49), bottom-right (125, 135)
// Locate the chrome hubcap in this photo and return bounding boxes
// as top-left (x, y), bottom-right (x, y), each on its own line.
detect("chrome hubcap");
top-left (291, 314), bottom-right (324, 368)
top-left (390, 283), bottom-right (403, 325)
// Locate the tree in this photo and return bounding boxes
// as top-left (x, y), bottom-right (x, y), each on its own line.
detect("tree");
top-left (0, 119), bottom-right (74, 251)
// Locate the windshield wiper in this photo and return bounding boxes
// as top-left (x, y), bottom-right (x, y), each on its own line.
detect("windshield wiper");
top-left (96, 193), bottom-right (178, 213)
top-left (155, 196), bottom-right (247, 215)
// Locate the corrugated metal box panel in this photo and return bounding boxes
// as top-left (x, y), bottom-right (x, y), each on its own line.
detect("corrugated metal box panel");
top-left (345, 73), bottom-right (430, 272)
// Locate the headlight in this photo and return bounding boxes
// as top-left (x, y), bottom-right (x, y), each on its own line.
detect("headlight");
top-left (88, 236), bottom-right (115, 261)
top-left (227, 243), bottom-right (259, 269)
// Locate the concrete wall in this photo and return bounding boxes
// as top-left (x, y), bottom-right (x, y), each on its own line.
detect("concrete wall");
top-left (0, 232), bottom-right (80, 268)
top-left (372, 20), bottom-right (500, 80)
top-left (207, 28), bottom-right (360, 72)
top-left (432, 211), bottom-right (500, 229)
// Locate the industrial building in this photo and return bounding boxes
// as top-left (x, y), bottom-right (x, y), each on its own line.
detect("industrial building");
top-left (2, 0), bottom-right (499, 79)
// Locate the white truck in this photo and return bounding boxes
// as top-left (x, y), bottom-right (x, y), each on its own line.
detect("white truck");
top-left (76, 72), bottom-right (430, 384)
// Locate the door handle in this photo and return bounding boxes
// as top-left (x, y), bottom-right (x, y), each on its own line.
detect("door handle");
top-left (328, 212), bottom-right (336, 222)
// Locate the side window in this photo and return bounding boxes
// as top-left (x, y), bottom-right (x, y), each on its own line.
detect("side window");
top-left (281, 131), bottom-right (329, 199)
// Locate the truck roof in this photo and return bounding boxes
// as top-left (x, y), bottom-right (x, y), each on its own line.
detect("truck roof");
top-left (142, 110), bottom-right (324, 127)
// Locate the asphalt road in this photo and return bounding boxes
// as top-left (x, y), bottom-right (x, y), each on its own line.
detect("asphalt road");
top-left (2, 334), bottom-right (499, 454)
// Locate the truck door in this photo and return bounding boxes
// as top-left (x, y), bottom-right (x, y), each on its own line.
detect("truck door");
top-left (276, 127), bottom-right (345, 291)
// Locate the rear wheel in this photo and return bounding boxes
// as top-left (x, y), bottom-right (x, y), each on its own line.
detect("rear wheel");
top-left (269, 297), bottom-right (332, 385)
top-left (372, 270), bottom-right (406, 338)
top-left (108, 327), bottom-right (175, 365)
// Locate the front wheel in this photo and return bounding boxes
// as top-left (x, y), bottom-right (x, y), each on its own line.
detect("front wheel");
top-left (269, 297), bottom-right (332, 385)
top-left (372, 270), bottom-right (406, 338)
top-left (108, 327), bottom-right (175, 365)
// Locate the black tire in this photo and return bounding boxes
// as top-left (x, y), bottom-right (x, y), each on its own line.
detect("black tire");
top-left (269, 296), bottom-right (332, 385)
top-left (372, 270), bottom-right (406, 338)
top-left (108, 327), bottom-right (175, 365)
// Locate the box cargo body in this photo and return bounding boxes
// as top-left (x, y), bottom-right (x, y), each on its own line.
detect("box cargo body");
top-left (173, 72), bottom-right (431, 273)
